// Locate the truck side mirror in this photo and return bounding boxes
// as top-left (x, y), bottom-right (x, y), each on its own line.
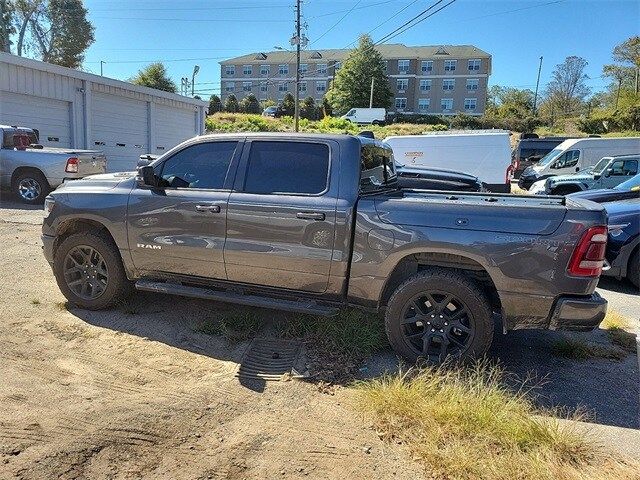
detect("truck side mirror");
top-left (604, 168), bottom-right (613, 178)
top-left (138, 165), bottom-right (157, 187)
top-left (575, 166), bottom-right (579, 172)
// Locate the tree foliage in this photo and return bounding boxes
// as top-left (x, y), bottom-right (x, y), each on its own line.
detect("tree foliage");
top-left (320, 96), bottom-right (333, 118)
top-left (0, 0), bottom-right (14, 53)
top-left (14, 0), bottom-right (94, 68)
top-left (281, 92), bottom-right (295, 116)
top-left (224, 94), bottom-right (239, 113)
top-left (300, 96), bottom-right (319, 120)
top-left (208, 94), bottom-right (223, 114)
top-left (130, 62), bottom-right (177, 93)
top-left (542, 56), bottom-right (590, 115)
top-left (240, 93), bottom-right (261, 114)
top-left (486, 86), bottom-right (534, 118)
top-left (613, 35), bottom-right (640, 93)
top-left (325, 34), bottom-right (392, 115)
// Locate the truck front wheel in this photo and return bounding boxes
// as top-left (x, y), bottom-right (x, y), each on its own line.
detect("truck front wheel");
top-left (53, 231), bottom-right (132, 310)
top-left (385, 268), bottom-right (494, 364)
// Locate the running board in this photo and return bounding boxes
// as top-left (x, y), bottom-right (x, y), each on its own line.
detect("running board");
top-left (135, 280), bottom-right (339, 317)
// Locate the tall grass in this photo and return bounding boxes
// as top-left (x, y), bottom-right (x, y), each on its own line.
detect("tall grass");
top-left (356, 362), bottom-right (639, 480)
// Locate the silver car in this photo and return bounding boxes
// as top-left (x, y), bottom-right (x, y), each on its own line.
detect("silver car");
top-left (0, 125), bottom-right (106, 204)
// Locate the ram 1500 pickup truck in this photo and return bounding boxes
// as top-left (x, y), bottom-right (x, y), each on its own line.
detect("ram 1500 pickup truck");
top-left (42, 133), bottom-right (609, 363)
top-left (0, 125), bottom-right (106, 204)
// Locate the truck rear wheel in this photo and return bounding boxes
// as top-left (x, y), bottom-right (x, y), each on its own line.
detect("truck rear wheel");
top-left (53, 231), bottom-right (132, 310)
top-left (12, 169), bottom-right (50, 204)
top-left (385, 268), bottom-right (494, 364)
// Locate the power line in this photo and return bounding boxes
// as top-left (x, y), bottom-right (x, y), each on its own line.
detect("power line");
top-left (375, 0), bottom-right (446, 45)
top-left (377, 0), bottom-right (457, 45)
top-left (311, 0), bottom-right (363, 45)
top-left (461, 0), bottom-right (566, 22)
top-left (309, 0), bottom-right (398, 19)
top-left (344, 0), bottom-right (422, 48)
top-left (90, 17), bottom-right (290, 23)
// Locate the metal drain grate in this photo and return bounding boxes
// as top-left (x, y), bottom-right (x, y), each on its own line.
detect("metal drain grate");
top-left (237, 338), bottom-right (303, 381)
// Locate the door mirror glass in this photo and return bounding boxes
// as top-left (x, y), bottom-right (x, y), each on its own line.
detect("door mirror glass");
top-left (604, 168), bottom-right (613, 177)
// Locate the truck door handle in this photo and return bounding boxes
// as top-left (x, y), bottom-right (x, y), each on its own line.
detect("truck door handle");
top-left (195, 204), bottom-right (221, 213)
top-left (296, 211), bottom-right (325, 221)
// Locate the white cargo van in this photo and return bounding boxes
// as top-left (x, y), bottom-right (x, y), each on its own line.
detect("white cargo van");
top-left (384, 131), bottom-right (512, 192)
top-left (341, 108), bottom-right (386, 125)
top-left (519, 137), bottom-right (640, 189)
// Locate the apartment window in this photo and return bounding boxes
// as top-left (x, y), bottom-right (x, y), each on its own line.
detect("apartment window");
top-left (300, 63), bottom-right (308, 75)
top-left (243, 65), bottom-right (252, 75)
top-left (442, 79), bottom-right (455, 91)
top-left (260, 82), bottom-right (268, 92)
top-left (419, 79), bottom-right (432, 91)
top-left (466, 79), bottom-right (479, 91)
top-left (441, 98), bottom-right (453, 111)
top-left (298, 81), bottom-right (307, 93)
top-left (260, 65), bottom-right (270, 75)
top-left (396, 78), bottom-right (408, 91)
top-left (444, 60), bottom-right (457, 72)
top-left (464, 98), bottom-right (477, 111)
top-left (224, 65), bottom-right (235, 76)
top-left (242, 82), bottom-right (252, 92)
top-left (398, 59), bottom-right (410, 73)
top-left (395, 98), bottom-right (407, 110)
top-left (421, 60), bottom-right (433, 72)
top-left (418, 98), bottom-right (430, 111)
top-left (279, 64), bottom-right (289, 75)
top-left (278, 82), bottom-right (288, 92)
top-left (317, 63), bottom-right (327, 74)
top-left (225, 82), bottom-right (234, 92)
top-left (316, 81), bottom-right (326, 93)
top-left (468, 59), bottom-right (481, 71)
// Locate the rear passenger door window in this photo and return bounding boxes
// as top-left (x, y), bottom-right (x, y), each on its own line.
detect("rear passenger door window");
top-left (242, 141), bottom-right (330, 194)
top-left (158, 141), bottom-right (238, 189)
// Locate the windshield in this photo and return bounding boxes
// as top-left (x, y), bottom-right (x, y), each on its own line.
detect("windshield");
top-left (614, 173), bottom-right (640, 191)
top-left (591, 157), bottom-right (611, 176)
top-left (537, 147), bottom-right (564, 167)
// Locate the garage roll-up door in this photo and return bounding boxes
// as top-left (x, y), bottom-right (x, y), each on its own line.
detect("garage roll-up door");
top-left (92, 92), bottom-right (148, 172)
top-left (155, 104), bottom-right (198, 154)
top-left (0, 92), bottom-right (72, 148)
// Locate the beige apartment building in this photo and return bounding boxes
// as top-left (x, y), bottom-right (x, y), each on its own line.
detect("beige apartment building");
top-left (219, 44), bottom-right (491, 115)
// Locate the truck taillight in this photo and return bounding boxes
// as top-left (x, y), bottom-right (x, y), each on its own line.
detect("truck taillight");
top-left (567, 226), bottom-right (608, 277)
top-left (505, 165), bottom-right (514, 183)
top-left (65, 157), bottom-right (79, 173)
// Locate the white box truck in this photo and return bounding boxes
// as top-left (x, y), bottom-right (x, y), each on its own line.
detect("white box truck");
top-left (518, 137), bottom-right (640, 189)
top-left (341, 108), bottom-right (386, 125)
top-left (384, 131), bottom-right (512, 192)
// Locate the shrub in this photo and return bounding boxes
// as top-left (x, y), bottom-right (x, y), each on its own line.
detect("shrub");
top-left (224, 94), bottom-right (239, 113)
top-left (207, 94), bottom-right (222, 115)
top-left (282, 93), bottom-right (295, 116)
top-left (239, 93), bottom-right (261, 114)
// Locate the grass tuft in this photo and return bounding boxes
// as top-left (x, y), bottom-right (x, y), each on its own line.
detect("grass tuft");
top-left (195, 310), bottom-right (264, 342)
top-left (355, 361), bottom-right (638, 480)
top-left (551, 338), bottom-right (626, 361)
top-left (600, 310), bottom-right (637, 353)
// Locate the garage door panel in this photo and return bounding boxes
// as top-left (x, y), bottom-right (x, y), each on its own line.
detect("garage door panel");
top-left (1, 92), bottom-right (72, 147)
top-left (155, 104), bottom-right (198, 153)
top-left (92, 93), bottom-right (148, 172)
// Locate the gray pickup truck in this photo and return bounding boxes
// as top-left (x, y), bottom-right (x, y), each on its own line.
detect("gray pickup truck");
top-left (0, 125), bottom-right (106, 204)
top-left (41, 133), bottom-right (609, 363)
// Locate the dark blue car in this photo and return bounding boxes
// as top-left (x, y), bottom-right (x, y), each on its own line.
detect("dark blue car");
top-left (601, 198), bottom-right (639, 287)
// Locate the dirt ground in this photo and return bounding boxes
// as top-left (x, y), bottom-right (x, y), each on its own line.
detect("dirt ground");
top-left (1, 198), bottom-right (638, 479)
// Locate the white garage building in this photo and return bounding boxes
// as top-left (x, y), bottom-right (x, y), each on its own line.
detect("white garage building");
top-left (0, 52), bottom-right (207, 172)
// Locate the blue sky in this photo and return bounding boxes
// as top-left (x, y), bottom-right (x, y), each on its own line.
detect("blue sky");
top-left (81, 0), bottom-right (639, 97)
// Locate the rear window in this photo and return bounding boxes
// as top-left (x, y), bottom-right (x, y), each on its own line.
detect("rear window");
top-left (360, 143), bottom-right (397, 191)
top-left (2, 130), bottom-right (38, 148)
top-left (243, 141), bottom-right (330, 195)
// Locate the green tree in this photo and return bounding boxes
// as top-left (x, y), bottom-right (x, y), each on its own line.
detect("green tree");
top-left (542, 56), bottom-right (590, 115)
top-left (240, 93), bottom-right (261, 114)
top-left (224, 94), bottom-right (239, 113)
top-left (321, 96), bottom-right (333, 117)
top-left (486, 86), bottom-right (534, 118)
top-left (300, 96), bottom-right (318, 120)
top-left (281, 92), bottom-right (295, 116)
top-left (613, 36), bottom-right (640, 94)
top-left (15, 0), bottom-right (94, 68)
top-left (0, 0), bottom-right (14, 53)
top-left (261, 99), bottom-right (276, 109)
top-left (208, 94), bottom-right (223, 114)
top-left (130, 62), bottom-right (177, 93)
top-left (325, 34), bottom-right (392, 115)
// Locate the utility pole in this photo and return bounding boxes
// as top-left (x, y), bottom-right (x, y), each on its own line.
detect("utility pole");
top-left (191, 65), bottom-right (200, 97)
top-left (533, 56), bottom-right (543, 116)
top-left (100, 60), bottom-right (105, 76)
top-left (369, 78), bottom-right (375, 108)
top-left (294, 0), bottom-right (301, 132)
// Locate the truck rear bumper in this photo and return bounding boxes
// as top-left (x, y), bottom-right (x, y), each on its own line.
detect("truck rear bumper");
top-left (548, 293), bottom-right (607, 332)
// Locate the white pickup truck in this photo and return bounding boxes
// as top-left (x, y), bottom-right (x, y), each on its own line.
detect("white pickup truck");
top-left (0, 125), bottom-right (107, 204)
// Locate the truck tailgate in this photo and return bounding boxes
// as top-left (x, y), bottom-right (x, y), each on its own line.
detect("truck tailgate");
top-left (75, 152), bottom-right (107, 176)
top-left (374, 191), bottom-right (569, 235)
